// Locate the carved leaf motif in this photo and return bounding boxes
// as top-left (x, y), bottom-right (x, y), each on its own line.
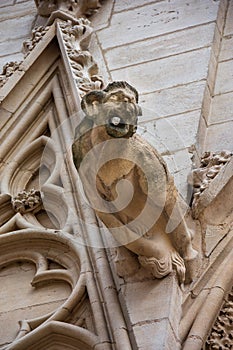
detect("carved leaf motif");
top-left (206, 286), bottom-right (233, 349)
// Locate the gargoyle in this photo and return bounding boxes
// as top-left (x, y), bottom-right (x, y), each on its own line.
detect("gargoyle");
top-left (72, 81), bottom-right (198, 283)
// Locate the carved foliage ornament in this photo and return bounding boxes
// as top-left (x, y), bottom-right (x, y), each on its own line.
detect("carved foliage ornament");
top-left (191, 151), bottom-right (232, 212)
top-left (0, 61), bottom-right (22, 87)
top-left (72, 81), bottom-right (198, 284)
top-left (206, 285), bottom-right (233, 349)
top-left (59, 19), bottom-right (103, 96)
top-left (0, 26), bottom-right (49, 88)
top-left (23, 25), bottom-right (50, 57)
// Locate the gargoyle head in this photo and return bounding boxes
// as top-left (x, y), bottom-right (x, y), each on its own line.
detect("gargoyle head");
top-left (81, 81), bottom-right (142, 138)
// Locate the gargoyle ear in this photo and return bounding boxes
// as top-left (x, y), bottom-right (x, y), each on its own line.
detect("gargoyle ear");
top-left (81, 90), bottom-right (106, 118)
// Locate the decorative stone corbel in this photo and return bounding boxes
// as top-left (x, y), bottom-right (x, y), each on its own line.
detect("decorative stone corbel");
top-left (72, 81), bottom-right (199, 284)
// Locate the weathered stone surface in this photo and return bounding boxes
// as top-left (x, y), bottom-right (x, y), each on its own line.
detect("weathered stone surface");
top-left (104, 23), bottom-right (215, 71)
top-left (139, 110), bottom-right (200, 154)
top-left (0, 301), bottom-right (66, 345)
top-left (139, 81), bottom-right (206, 121)
top-left (114, 0), bottom-right (162, 13)
top-left (224, 0), bottom-right (233, 35)
top-left (97, 0), bottom-right (219, 49)
top-left (0, 0), bottom-right (14, 6)
top-left (0, 15), bottom-right (36, 43)
top-left (214, 59), bottom-right (233, 94)
top-left (0, 0), bottom-right (36, 21)
top-left (163, 149), bottom-right (193, 200)
top-left (111, 48), bottom-right (211, 94)
top-left (209, 91), bottom-right (233, 124)
top-left (0, 39), bottom-right (25, 58)
top-left (0, 261), bottom-right (70, 313)
top-left (121, 276), bottom-right (181, 330)
top-left (205, 121), bottom-right (233, 151)
top-left (219, 36), bottom-right (233, 62)
top-left (133, 320), bottom-right (180, 350)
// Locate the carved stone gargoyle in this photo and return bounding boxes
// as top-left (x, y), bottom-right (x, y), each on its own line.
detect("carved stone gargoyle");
top-left (72, 81), bottom-right (198, 283)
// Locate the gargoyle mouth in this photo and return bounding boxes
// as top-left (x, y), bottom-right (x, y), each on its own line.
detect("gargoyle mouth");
top-left (106, 114), bottom-right (130, 138)
top-left (106, 114), bottom-right (136, 137)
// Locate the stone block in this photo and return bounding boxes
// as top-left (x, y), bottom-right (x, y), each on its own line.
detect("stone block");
top-left (111, 48), bottom-right (211, 94)
top-left (209, 92), bottom-right (233, 124)
top-left (204, 121), bottom-right (233, 151)
top-left (173, 167), bottom-right (192, 201)
top-left (0, 39), bottom-right (25, 58)
top-left (0, 15), bottom-right (36, 43)
top-left (163, 149), bottom-right (193, 175)
top-left (139, 81), bottom-right (206, 122)
top-left (224, 0), bottom-right (233, 35)
top-left (219, 36), bottom-right (233, 62)
top-left (114, 0), bottom-right (161, 13)
top-left (0, 0), bottom-right (36, 21)
top-left (0, 0), bottom-right (14, 6)
top-left (120, 275), bottom-right (182, 334)
top-left (104, 23), bottom-right (215, 71)
top-left (133, 319), bottom-right (180, 350)
top-left (163, 150), bottom-right (193, 200)
top-left (138, 110), bottom-right (201, 154)
top-left (97, 0), bottom-right (219, 49)
top-left (214, 59), bottom-right (233, 94)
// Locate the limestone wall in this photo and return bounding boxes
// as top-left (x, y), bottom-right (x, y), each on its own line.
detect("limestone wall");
top-left (0, 0), bottom-right (37, 68)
